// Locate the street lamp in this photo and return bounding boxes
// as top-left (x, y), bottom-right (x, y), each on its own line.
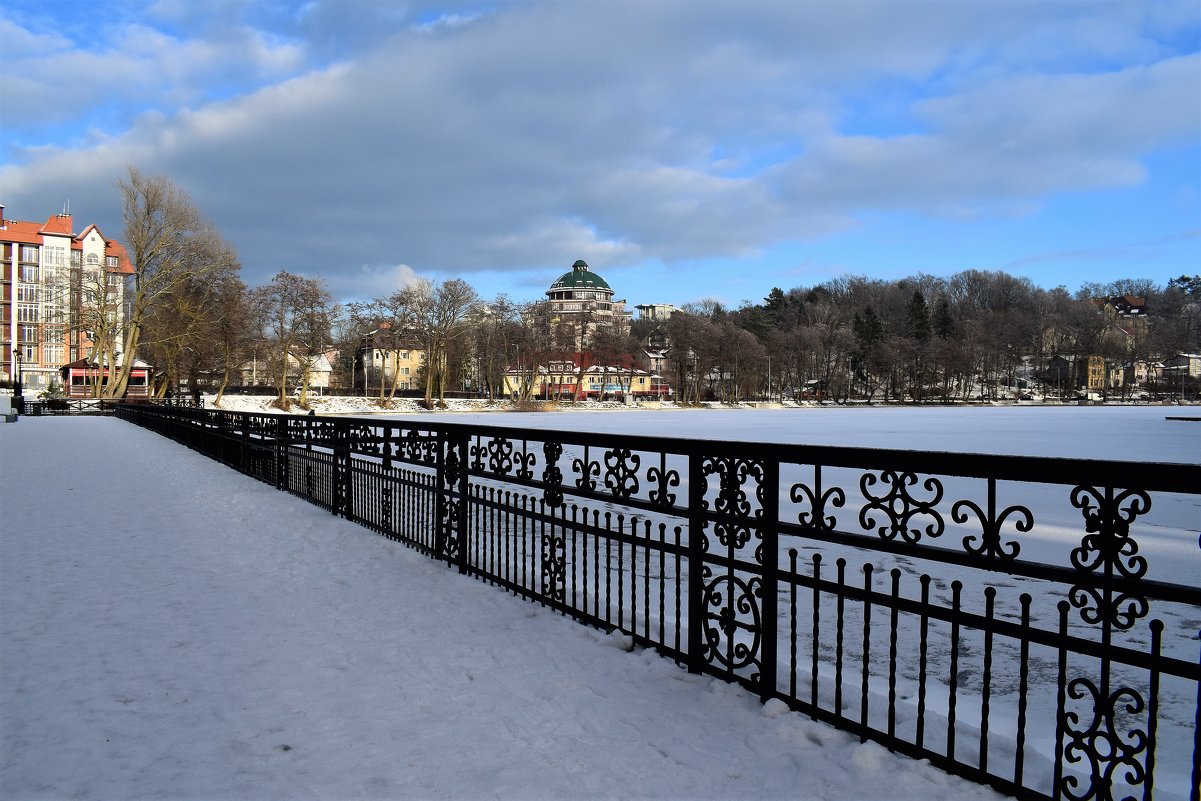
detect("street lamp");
top-left (361, 328), bottom-right (382, 397)
top-left (12, 348), bottom-right (23, 414)
top-left (510, 343), bottom-right (520, 399)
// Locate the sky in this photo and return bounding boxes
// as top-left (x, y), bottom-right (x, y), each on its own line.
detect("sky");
top-left (1, 0), bottom-right (1199, 310)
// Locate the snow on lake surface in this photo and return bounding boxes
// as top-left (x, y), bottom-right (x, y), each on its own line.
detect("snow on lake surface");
top-left (395, 404), bottom-right (1201, 463)
top-left (2, 407), bottom-right (1197, 801)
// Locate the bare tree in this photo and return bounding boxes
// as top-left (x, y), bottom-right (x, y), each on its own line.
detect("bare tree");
top-left (253, 271), bottom-right (334, 409)
top-left (208, 275), bottom-right (253, 406)
top-left (410, 279), bottom-right (478, 408)
top-left (109, 167), bottom-right (234, 397)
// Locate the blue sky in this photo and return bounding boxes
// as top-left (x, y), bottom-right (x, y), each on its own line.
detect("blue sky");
top-left (1, 0), bottom-right (1198, 308)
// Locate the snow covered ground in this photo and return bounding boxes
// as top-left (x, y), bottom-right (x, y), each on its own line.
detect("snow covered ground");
top-left (2, 415), bottom-right (1009, 801)
top-left (2, 406), bottom-right (1197, 801)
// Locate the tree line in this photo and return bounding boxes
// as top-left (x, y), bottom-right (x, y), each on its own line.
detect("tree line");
top-left (92, 169), bottom-right (1201, 407)
top-left (656, 272), bottom-right (1199, 403)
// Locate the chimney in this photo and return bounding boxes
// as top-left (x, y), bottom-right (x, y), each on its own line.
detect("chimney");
top-left (0, 204), bottom-right (5, 228)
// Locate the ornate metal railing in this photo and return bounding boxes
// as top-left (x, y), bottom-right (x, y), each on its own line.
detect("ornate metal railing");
top-left (18, 398), bottom-right (119, 415)
top-left (115, 404), bottom-right (1201, 801)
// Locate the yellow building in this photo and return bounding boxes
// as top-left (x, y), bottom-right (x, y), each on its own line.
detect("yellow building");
top-left (503, 361), bottom-right (670, 400)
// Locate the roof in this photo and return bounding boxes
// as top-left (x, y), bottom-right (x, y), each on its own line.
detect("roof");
top-left (0, 215), bottom-right (134, 273)
top-left (0, 219), bottom-right (48, 245)
top-left (61, 355), bottom-right (153, 371)
top-left (40, 214), bottom-right (73, 237)
top-left (105, 240), bottom-right (134, 275)
top-left (548, 259), bottom-right (613, 293)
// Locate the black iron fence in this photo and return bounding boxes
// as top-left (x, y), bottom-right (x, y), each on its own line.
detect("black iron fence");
top-left (17, 398), bottom-right (119, 416)
top-left (14, 396), bottom-right (203, 416)
top-left (115, 404), bottom-right (1201, 801)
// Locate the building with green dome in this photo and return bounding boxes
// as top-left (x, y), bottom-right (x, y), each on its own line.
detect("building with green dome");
top-left (545, 259), bottom-right (630, 343)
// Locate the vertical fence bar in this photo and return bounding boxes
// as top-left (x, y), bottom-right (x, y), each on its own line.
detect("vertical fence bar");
top-left (860, 563), bottom-right (873, 740)
top-left (980, 586), bottom-right (996, 774)
top-left (687, 449), bottom-right (704, 675)
top-left (1014, 593), bottom-right (1031, 789)
top-left (947, 580), bottom-right (962, 762)
top-left (810, 552), bottom-right (821, 716)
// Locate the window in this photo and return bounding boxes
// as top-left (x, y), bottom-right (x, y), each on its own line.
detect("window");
top-left (17, 304), bottom-right (39, 323)
top-left (20, 344), bottom-right (37, 363)
top-left (20, 245), bottom-right (38, 263)
top-left (17, 285), bottom-right (40, 303)
top-left (106, 256), bottom-right (118, 267)
top-left (20, 263), bottom-right (39, 282)
top-left (71, 251), bottom-right (81, 267)
top-left (44, 326), bottom-right (64, 343)
top-left (18, 325), bottom-right (38, 343)
top-left (401, 367), bottom-right (410, 375)
top-left (44, 345), bottom-right (64, 365)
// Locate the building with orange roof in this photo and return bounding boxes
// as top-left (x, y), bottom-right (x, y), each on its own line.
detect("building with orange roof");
top-left (1, 204), bottom-right (134, 392)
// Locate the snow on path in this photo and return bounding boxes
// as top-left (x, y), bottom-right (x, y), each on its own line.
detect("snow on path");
top-left (0, 417), bottom-right (1003, 801)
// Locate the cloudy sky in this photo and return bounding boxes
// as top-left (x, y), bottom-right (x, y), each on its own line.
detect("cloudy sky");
top-left (1, 0), bottom-right (1198, 307)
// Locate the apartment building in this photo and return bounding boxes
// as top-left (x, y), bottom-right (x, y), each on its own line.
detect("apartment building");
top-left (1, 205), bottom-right (132, 391)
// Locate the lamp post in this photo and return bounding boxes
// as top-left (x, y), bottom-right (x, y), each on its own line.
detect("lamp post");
top-left (12, 348), bottom-right (23, 414)
top-left (510, 343), bottom-right (520, 399)
top-left (766, 356), bottom-right (772, 402)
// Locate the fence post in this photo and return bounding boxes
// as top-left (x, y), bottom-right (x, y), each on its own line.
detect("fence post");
top-left (333, 419), bottom-right (353, 518)
top-left (275, 416), bottom-right (288, 491)
top-left (435, 429), bottom-right (470, 573)
top-left (687, 448), bottom-right (705, 674)
top-left (759, 458), bottom-right (779, 703)
top-left (240, 413), bottom-right (250, 472)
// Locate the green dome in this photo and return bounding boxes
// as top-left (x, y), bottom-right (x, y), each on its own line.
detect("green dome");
top-left (548, 259), bottom-right (612, 292)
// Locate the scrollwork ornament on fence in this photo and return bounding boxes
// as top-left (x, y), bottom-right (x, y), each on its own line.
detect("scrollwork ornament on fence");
top-left (951, 481), bottom-right (1028, 561)
top-left (701, 456), bottom-right (766, 520)
top-left (790, 465), bottom-right (845, 534)
top-left (700, 563), bottom-right (763, 683)
top-left (572, 447), bottom-right (600, 493)
top-left (711, 521), bottom-right (757, 551)
top-left (859, 469), bottom-right (945, 544)
top-left (604, 448), bottom-right (641, 499)
top-left (347, 423), bottom-right (381, 457)
top-left (436, 438), bottom-right (466, 562)
top-left (540, 529), bottom-right (566, 603)
top-left (1068, 486), bottom-right (1151, 630)
top-left (647, 452), bottom-right (679, 508)
top-left (469, 438), bottom-right (487, 472)
top-left (402, 429), bottom-right (437, 465)
top-left (515, 444), bottom-right (535, 481)
top-left (381, 486), bottom-right (394, 531)
top-left (1058, 677), bottom-right (1149, 801)
top-left (542, 441), bottom-right (564, 507)
top-left (485, 436), bottom-right (515, 476)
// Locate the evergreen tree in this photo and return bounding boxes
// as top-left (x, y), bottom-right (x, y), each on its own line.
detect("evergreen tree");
top-left (906, 291), bottom-right (931, 342)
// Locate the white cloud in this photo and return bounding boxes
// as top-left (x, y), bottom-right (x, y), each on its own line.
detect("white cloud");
top-left (1, 0), bottom-right (1197, 296)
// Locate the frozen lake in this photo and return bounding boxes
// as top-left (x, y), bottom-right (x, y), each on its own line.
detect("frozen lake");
top-left (399, 404), bottom-right (1201, 464)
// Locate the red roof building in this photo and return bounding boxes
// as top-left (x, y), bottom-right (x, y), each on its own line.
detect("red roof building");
top-left (1, 204), bottom-right (133, 391)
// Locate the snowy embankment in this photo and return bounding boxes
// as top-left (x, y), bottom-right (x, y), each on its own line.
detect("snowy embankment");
top-left (1, 417), bottom-right (1004, 801)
